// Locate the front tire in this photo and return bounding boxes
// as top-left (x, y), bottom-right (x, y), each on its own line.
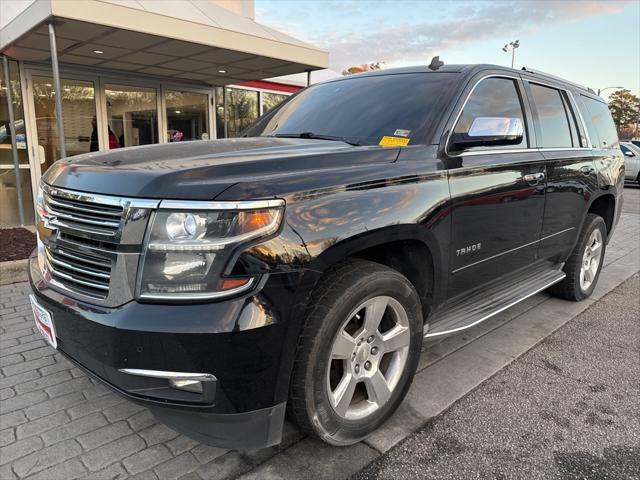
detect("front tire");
top-left (549, 213), bottom-right (607, 301)
top-left (288, 260), bottom-right (423, 446)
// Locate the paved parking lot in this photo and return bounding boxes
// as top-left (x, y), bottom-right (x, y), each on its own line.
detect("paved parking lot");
top-left (354, 273), bottom-right (640, 480)
top-left (1, 187), bottom-right (639, 480)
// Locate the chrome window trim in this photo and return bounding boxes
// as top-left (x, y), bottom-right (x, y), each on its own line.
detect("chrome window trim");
top-left (447, 73), bottom-right (596, 157)
top-left (445, 74), bottom-right (525, 158)
top-left (460, 147), bottom-right (592, 157)
top-left (526, 79), bottom-right (594, 149)
top-left (460, 148), bottom-right (534, 157)
top-left (158, 199), bottom-right (285, 210)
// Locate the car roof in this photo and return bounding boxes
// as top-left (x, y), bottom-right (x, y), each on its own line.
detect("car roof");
top-left (316, 63), bottom-right (597, 98)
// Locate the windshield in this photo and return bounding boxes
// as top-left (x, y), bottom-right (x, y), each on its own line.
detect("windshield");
top-left (244, 72), bottom-right (457, 146)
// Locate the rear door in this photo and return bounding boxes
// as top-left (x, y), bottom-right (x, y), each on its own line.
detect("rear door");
top-left (444, 74), bottom-right (547, 297)
top-left (522, 80), bottom-right (599, 263)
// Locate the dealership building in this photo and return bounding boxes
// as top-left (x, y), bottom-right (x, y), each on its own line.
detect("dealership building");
top-left (0, 0), bottom-right (329, 227)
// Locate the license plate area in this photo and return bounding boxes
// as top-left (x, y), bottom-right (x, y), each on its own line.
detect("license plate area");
top-left (30, 294), bottom-right (57, 349)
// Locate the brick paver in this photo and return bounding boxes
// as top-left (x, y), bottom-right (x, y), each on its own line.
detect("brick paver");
top-left (1, 190), bottom-right (639, 479)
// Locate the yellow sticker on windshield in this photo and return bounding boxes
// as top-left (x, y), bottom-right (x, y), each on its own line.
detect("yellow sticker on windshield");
top-left (379, 136), bottom-right (410, 147)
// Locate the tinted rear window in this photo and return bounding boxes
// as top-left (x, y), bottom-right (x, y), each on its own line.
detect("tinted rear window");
top-left (245, 73), bottom-right (457, 146)
top-left (529, 83), bottom-right (574, 148)
top-left (580, 96), bottom-right (619, 149)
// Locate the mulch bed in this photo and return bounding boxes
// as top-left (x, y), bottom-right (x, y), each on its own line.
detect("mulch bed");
top-left (0, 228), bottom-right (36, 262)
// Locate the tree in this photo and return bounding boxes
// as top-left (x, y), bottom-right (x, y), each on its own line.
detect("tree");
top-left (607, 89), bottom-right (640, 138)
top-left (342, 61), bottom-right (385, 75)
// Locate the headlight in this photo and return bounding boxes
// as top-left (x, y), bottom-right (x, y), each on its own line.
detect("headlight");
top-left (137, 200), bottom-right (284, 300)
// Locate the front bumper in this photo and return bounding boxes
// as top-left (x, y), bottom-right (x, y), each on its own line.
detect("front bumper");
top-left (28, 255), bottom-right (299, 449)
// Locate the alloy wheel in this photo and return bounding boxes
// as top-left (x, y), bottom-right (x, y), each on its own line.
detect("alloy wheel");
top-left (326, 296), bottom-right (411, 420)
top-left (580, 228), bottom-right (603, 292)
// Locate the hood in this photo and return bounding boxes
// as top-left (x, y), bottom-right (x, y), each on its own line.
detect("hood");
top-left (43, 137), bottom-right (400, 200)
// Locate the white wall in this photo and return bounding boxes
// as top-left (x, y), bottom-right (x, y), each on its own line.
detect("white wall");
top-left (0, 0), bottom-right (36, 30)
top-left (0, 0), bottom-right (255, 32)
top-left (209, 0), bottom-right (254, 19)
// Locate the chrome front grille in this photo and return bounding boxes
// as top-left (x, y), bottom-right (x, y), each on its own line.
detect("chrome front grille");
top-left (38, 184), bottom-right (159, 306)
top-left (44, 245), bottom-right (112, 299)
top-left (44, 188), bottom-right (124, 237)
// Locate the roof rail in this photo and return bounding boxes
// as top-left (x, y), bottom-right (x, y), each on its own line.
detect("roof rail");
top-left (521, 67), bottom-right (596, 94)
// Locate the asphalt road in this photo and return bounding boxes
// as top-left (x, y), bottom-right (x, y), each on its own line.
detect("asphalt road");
top-left (353, 272), bottom-right (640, 480)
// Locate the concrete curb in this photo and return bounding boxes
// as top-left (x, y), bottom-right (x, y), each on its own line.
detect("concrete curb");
top-left (0, 259), bottom-right (29, 286)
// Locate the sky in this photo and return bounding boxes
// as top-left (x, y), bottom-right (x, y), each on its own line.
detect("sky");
top-left (256, 0), bottom-right (640, 97)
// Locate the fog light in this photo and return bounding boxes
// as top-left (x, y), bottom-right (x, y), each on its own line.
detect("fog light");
top-left (118, 369), bottom-right (216, 395)
top-left (169, 378), bottom-right (203, 394)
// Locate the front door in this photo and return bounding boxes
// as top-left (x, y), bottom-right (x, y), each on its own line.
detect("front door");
top-left (445, 75), bottom-right (546, 297)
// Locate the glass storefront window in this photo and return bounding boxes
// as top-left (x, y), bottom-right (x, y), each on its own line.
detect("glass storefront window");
top-left (215, 87), bottom-right (290, 139)
top-left (0, 169), bottom-right (34, 226)
top-left (165, 90), bottom-right (209, 142)
top-left (32, 76), bottom-right (96, 169)
top-left (226, 88), bottom-right (258, 138)
top-left (105, 84), bottom-right (158, 148)
top-left (1, 60), bottom-right (28, 164)
top-left (262, 92), bottom-right (288, 114)
top-left (1, 59), bottom-right (34, 226)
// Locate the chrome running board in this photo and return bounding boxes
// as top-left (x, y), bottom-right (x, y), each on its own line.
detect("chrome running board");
top-left (424, 263), bottom-right (565, 338)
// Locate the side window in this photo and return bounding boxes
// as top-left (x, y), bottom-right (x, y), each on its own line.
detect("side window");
top-left (454, 77), bottom-right (527, 149)
top-left (620, 145), bottom-right (635, 156)
top-left (580, 95), bottom-right (619, 149)
top-left (529, 84), bottom-right (574, 148)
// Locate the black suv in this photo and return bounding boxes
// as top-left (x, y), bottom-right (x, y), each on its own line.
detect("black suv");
top-left (29, 64), bottom-right (624, 449)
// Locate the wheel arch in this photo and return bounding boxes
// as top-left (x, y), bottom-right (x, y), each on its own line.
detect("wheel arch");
top-left (308, 225), bottom-right (445, 320)
top-left (586, 192), bottom-right (616, 237)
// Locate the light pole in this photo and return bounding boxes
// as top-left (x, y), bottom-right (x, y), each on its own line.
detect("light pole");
top-left (597, 86), bottom-right (623, 96)
top-left (502, 40), bottom-right (520, 68)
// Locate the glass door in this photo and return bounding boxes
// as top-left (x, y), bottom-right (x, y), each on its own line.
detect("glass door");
top-left (29, 75), bottom-right (98, 174)
top-left (1, 60), bottom-right (35, 226)
top-left (105, 84), bottom-right (158, 148)
top-left (164, 89), bottom-right (210, 142)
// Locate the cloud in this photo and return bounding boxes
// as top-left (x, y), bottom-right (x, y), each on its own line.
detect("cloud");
top-left (257, 0), bottom-right (630, 71)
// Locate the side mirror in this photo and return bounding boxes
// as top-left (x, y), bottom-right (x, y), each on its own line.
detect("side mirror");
top-left (450, 117), bottom-right (524, 152)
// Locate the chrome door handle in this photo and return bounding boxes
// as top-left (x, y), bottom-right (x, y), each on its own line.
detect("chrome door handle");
top-left (580, 165), bottom-right (596, 175)
top-left (524, 173), bottom-right (545, 183)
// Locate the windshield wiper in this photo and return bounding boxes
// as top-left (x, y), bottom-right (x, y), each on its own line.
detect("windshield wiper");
top-left (271, 132), bottom-right (363, 146)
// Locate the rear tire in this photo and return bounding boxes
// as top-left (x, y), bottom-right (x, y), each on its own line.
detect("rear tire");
top-left (548, 213), bottom-right (607, 301)
top-left (288, 259), bottom-right (423, 446)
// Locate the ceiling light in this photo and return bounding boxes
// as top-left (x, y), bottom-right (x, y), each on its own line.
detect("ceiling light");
top-left (93, 50), bottom-right (104, 55)
top-left (218, 69), bottom-right (227, 74)
top-left (175, 110), bottom-right (181, 114)
top-left (45, 83), bottom-right (52, 87)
